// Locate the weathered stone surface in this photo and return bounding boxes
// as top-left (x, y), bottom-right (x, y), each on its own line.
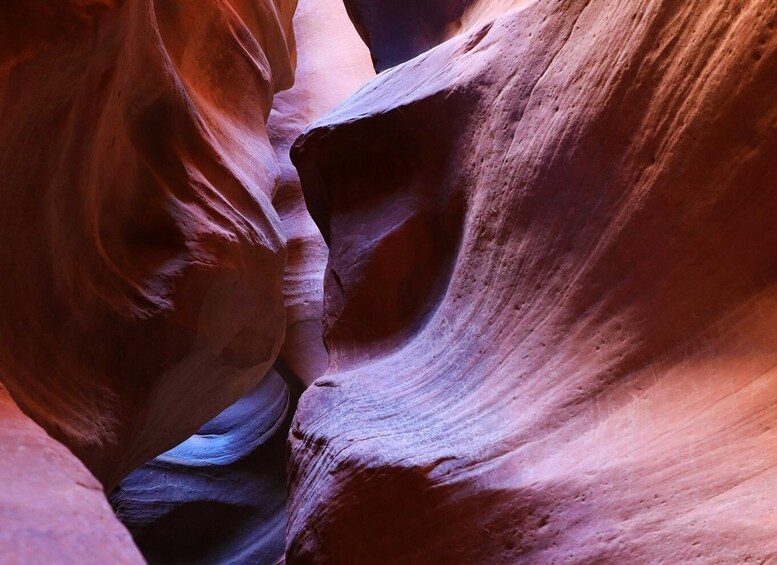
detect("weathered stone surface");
top-left (289, 0), bottom-right (777, 562)
top-left (0, 0), bottom-right (295, 488)
top-left (111, 2), bottom-right (373, 563)
top-left (270, 0), bottom-right (374, 387)
top-left (5, 0), bottom-right (777, 562)
top-left (0, 383), bottom-right (143, 564)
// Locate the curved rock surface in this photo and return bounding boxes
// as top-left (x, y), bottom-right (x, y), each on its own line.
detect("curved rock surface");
top-left (0, 0), bottom-right (295, 488)
top-left (270, 0), bottom-right (374, 387)
top-left (112, 2), bottom-right (373, 563)
top-left (289, 0), bottom-right (777, 562)
top-left (112, 370), bottom-right (291, 564)
top-left (0, 383), bottom-right (143, 564)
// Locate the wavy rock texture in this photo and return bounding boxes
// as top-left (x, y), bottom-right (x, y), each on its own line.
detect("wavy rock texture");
top-left (111, 2), bottom-right (373, 563)
top-left (0, 0), bottom-right (295, 488)
top-left (270, 0), bottom-right (374, 387)
top-left (0, 383), bottom-right (143, 564)
top-left (112, 370), bottom-right (291, 564)
top-left (289, 0), bottom-right (777, 562)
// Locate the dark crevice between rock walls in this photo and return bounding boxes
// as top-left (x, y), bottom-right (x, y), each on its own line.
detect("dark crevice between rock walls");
top-left (111, 369), bottom-right (297, 565)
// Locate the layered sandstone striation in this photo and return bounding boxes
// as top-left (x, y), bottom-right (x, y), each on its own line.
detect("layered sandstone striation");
top-left (0, 0), bottom-right (296, 488)
top-left (0, 384), bottom-right (143, 564)
top-left (112, 370), bottom-right (291, 564)
top-left (270, 0), bottom-right (374, 387)
top-left (4, 0), bottom-right (777, 562)
top-left (289, 0), bottom-right (777, 562)
top-left (111, 1), bottom-right (373, 563)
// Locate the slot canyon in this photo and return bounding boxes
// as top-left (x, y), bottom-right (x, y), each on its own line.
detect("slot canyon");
top-left (1, 0), bottom-right (777, 563)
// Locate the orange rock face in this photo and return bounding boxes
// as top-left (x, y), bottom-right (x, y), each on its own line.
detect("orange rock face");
top-left (110, 2), bottom-right (373, 563)
top-left (4, 0), bottom-right (777, 562)
top-left (0, 384), bottom-right (143, 564)
top-left (288, 0), bottom-right (777, 562)
top-left (0, 0), bottom-right (295, 488)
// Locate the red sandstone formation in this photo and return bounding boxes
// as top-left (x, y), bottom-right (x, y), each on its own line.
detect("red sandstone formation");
top-left (271, 0), bottom-right (374, 387)
top-left (110, 2), bottom-right (373, 563)
top-left (3, 0), bottom-right (777, 562)
top-left (288, 0), bottom-right (777, 562)
top-left (0, 0), bottom-right (295, 488)
top-left (0, 384), bottom-right (143, 564)
top-left (343, 0), bottom-right (532, 70)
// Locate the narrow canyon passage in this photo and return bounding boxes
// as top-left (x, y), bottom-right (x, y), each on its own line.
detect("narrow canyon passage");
top-left (110, 2), bottom-right (375, 561)
top-left (1, 0), bottom-right (777, 564)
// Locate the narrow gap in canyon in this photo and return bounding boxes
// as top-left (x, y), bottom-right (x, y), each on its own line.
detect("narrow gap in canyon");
top-left (1, 0), bottom-right (777, 564)
top-left (109, 1), bottom-right (376, 562)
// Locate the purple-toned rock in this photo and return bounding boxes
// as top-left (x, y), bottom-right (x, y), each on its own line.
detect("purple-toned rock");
top-left (0, 383), bottom-right (143, 564)
top-left (288, 0), bottom-right (777, 562)
top-left (112, 371), bottom-right (291, 564)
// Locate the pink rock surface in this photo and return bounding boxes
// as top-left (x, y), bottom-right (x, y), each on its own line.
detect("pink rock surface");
top-left (288, 0), bottom-right (777, 562)
top-left (270, 0), bottom-right (374, 387)
top-left (0, 383), bottom-right (143, 564)
top-left (0, 0), bottom-right (295, 488)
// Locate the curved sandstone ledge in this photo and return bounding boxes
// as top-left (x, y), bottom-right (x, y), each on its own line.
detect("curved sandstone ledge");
top-left (288, 0), bottom-right (777, 562)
